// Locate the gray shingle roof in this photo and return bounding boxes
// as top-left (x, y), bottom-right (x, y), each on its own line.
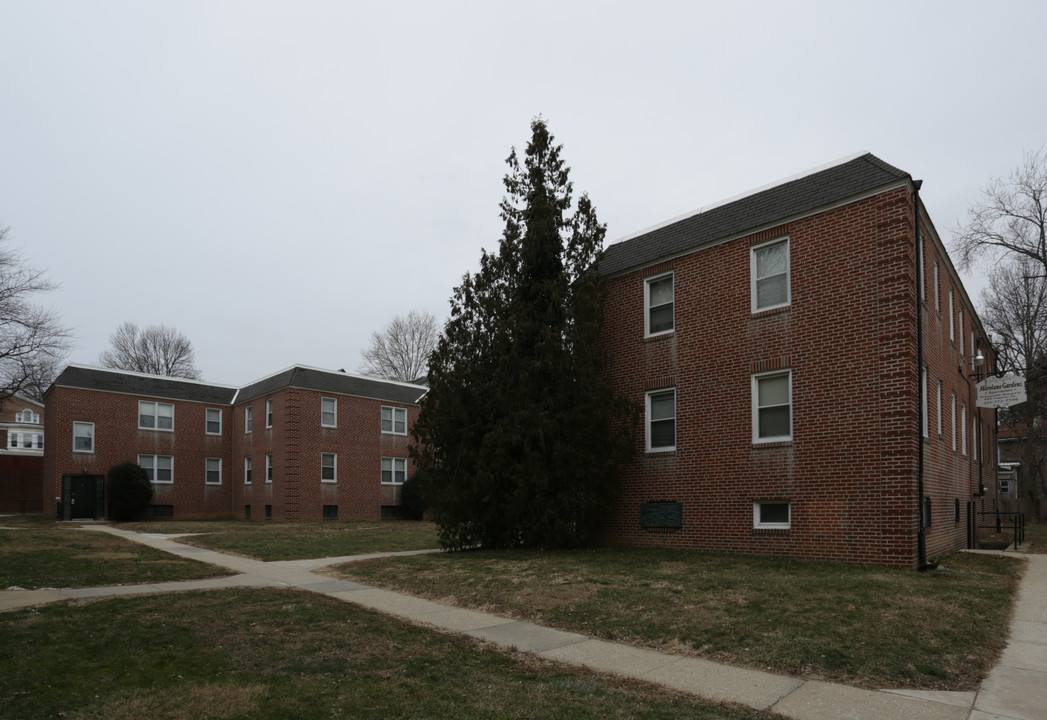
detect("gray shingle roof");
top-left (49, 364), bottom-right (427, 407)
top-left (599, 153), bottom-right (911, 277)
top-left (235, 366), bottom-right (427, 406)
top-left (51, 365), bottom-right (238, 404)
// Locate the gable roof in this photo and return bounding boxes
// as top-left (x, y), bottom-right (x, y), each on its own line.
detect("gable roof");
top-left (599, 153), bottom-right (911, 277)
top-left (50, 365), bottom-right (239, 404)
top-left (48, 364), bottom-right (428, 407)
top-left (235, 366), bottom-right (427, 406)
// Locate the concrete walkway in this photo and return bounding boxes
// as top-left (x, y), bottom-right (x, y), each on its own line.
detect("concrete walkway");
top-left (3, 526), bottom-right (1045, 720)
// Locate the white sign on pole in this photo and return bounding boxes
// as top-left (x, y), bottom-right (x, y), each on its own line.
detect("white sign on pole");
top-left (976, 373), bottom-right (1027, 409)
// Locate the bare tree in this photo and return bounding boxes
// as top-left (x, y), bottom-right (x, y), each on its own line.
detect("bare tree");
top-left (953, 149), bottom-right (1047, 272)
top-left (99, 321), bottom-right (202, 379)
top-left (359, 310), bottom-right (439, 382)
top-left (0, 227), bottom-right (71, 399)
top-left (981, 258), bottom-right (1047, 516)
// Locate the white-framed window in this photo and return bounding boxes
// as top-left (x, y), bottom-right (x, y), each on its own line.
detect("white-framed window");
top-left (266, 453), bottom-right (273, 483)
top-left (139, 401), bottom-right (174, 430)
top-left (644, 273), bottom-right (674, 336)
top-left (8, 432), bottom-right (17, 448)
top-left (921, 366), bottom-right (928, 438)
top-left (321, 397), bottom-right (337, 428)
top-left (381, 406), bottom-right (407, 435)
top-left (321, 452), bottom-right (337, 483)
top-left (139, 454), bottom-right (173, 484)
top-left (645, 389), bottom-right (676, 452)
top-left (917, 239), bottom-right (925, 301)
top-left (244, 456), bottom-right (253, 484)
top-left (959, 311), bottom-right (965, 356)
top-left (949, 290), bottom-right (955, 341)
top-left (18, 409), bottom-right (39, 424)
top-left (933, 260), bottom-right (940, 312)
top-left (951, 393), bottom-right (957, 451)
top-left (936, 380), bottom-right (943, 436)
top-left (961, 402), bottom-right (968, 455)
top-left (381, 457), bottom-right (407, 485)
top-left (754, 500), bottom-right (791, 529)
top-left (753, 370), bottom-right (792, 443)
top-left (73, 422), bottom-right (94, 453)
top-left (206, 458), bottom-right (222, 485)
top-left (245, 406), bottom-right (253, 433)
top-left (751, 237), bottom-right (790, 312)
top-left (206, 408), bottom-right (222, 435)
top-left (265, 399), bottom-right (273, 428)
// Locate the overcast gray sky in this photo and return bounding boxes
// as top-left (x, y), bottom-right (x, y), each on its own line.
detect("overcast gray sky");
top-left (2, 1), bottom-right (1044, 385)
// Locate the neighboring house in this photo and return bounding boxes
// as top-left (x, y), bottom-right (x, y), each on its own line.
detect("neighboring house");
top-left (42, 364), bottom-right (425, 521)
top-left (0, 394), bottom-right (45, 512)
top-left (996, 421), bottom-right (1046, 519)
top-left (597, 153), bottom-right (996, 568)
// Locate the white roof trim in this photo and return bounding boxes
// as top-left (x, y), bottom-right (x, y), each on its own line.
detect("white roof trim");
top-left (609, 151), bottom-right (871, 246)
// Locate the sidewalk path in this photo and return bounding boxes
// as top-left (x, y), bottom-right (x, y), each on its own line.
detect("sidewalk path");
top-left (3, 526), bottom-right (1044, 720)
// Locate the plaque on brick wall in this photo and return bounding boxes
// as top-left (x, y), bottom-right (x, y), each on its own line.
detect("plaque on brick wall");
top-left (640, 501), bottom-right (683, 528)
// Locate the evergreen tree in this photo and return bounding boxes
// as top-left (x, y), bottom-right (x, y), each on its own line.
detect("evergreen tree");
top-left (413, 118), bottom-right (633, 550)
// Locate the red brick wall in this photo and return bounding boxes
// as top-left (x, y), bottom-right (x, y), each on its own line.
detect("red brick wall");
top-left (43, 387), bottom-right (234, 519)
top-left (232, 389), bottom-right (416, 522)
top-left (43, 382), bottom-right (419, 522)
top-left (599, 186), bottom-right (995, 567)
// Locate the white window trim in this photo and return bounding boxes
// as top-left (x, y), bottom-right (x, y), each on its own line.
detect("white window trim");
top-left (949, 290), bottom-right (955, 341)
top-left (245, 406), bottom-right (253, 434)
top-left (73, 421), bottom-right (94, 453)
top-left (959, 311), bottom-right (965, 356)
top-left (381, 406), bottom-right (408, 435)
top-left (752, 370), bottom-right (792, 443)
top-left (645, 388), bottom-right (676, 453)
top-left (933, 260), bottom-right (940, 312)
top-left (265, 399), bottom-right (273, 429)
top-left (381, 456), bottom-right (407, 485)
top-left (206, 408), bottom-right (222, 435)
top-left (644, 272), bottom-right (674, 338)
top-left (961, 402), bottom-right (968, 456)
top-left (205, 457), bottom-right (222, 485)
top-left (754, 500), bottom-right (791, 529)
top-left (321, 452), bottom-right (337, 483)
top-left (265, 453), bottom-right (273, 483)
top-left (750, 237), bottom-right (791, 313)
top-left (244, 456), bottom-right (252, 484)
top-left (139, 400), bottom-right (174, 431)
top-left (951, 393), bottom-right (957, 451)
top-left (936, 379), bottom-right (943, 436)
top-left (921, 366), bottom-right (928, 438)
top-left (139, 454), bottom-right (174, 484)
top-left (321, 397), bottom-right (337, 428)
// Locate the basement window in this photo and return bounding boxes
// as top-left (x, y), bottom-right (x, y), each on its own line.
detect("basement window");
top-left (754, 501), bottom-right (791, 529)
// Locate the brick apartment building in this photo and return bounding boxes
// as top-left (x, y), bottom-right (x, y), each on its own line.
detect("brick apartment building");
top-left (41, 153), bottom-right (995, 567)
top-left (0, 394), bottom-right (45, 513)
top-left (597, 153), bottom-right (996, 567)
top-left (42, 365), bottom-right (425, 522)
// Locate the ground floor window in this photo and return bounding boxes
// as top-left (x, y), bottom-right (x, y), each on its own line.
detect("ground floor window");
top-left (139, 454), bottom-right (173, 484)
top-left (754, 500), bottom-right (790, 529)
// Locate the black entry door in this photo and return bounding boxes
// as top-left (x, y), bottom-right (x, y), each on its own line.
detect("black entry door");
top-left (68, 475), bottom-right (98, 519)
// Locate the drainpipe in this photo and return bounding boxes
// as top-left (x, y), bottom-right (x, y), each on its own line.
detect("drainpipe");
top-left (914, 179), bottom-right (931, 570)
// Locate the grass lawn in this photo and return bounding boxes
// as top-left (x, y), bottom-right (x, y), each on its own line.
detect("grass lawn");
top-left (116, 519), bottom-right (442, 561)
top-left (1022, 521), bottom-right (1047, 553)
top-left (0, 522), bottom-right (230, 589)
top-left (0, 589), bottom-right (772, 720)
top-left (329, 547), bottom-right (1023, 691)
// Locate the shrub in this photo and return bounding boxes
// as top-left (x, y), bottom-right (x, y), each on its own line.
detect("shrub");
top-left (400, 470), bottom-right (429, 521)
top-left (107, 462), bottom-right (153, 521)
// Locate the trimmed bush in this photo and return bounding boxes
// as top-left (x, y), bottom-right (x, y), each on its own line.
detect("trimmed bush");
top-left (107, 462), bottom-right (153, 521)
top-left (400, 469), bottom-right (429, 521)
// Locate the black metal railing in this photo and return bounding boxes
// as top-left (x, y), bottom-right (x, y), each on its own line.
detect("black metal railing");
top-left (973, 510), bottom-right (1025, 550)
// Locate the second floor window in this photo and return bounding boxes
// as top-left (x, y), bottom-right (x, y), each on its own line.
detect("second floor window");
top-left (206, 408), bottom-right (222, 435)
top-left (646, 389), bottom-right (676, 452)
top-left (753, 371), bottom-right (792, 442)
top-left (73, 422), bottom-right (94, 453)
top-left (321, 397), bottom-right (337, 427)
top-left (139, 401), bottom-right (174, 430)
top-left (321, 452), bottom-right (337, 482)
top-left (266, 453), bottom-right (273, 483)
top-left (244, 456), bottom-right (252, 484)
top-left (381, 406), bottom-right (407, 435)
top-left (752, 238), bottom-right (790, 312)
top-left (206, 458), bottom-right (222, 485)
top-left (645, 273), bottom-right (674, 336)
